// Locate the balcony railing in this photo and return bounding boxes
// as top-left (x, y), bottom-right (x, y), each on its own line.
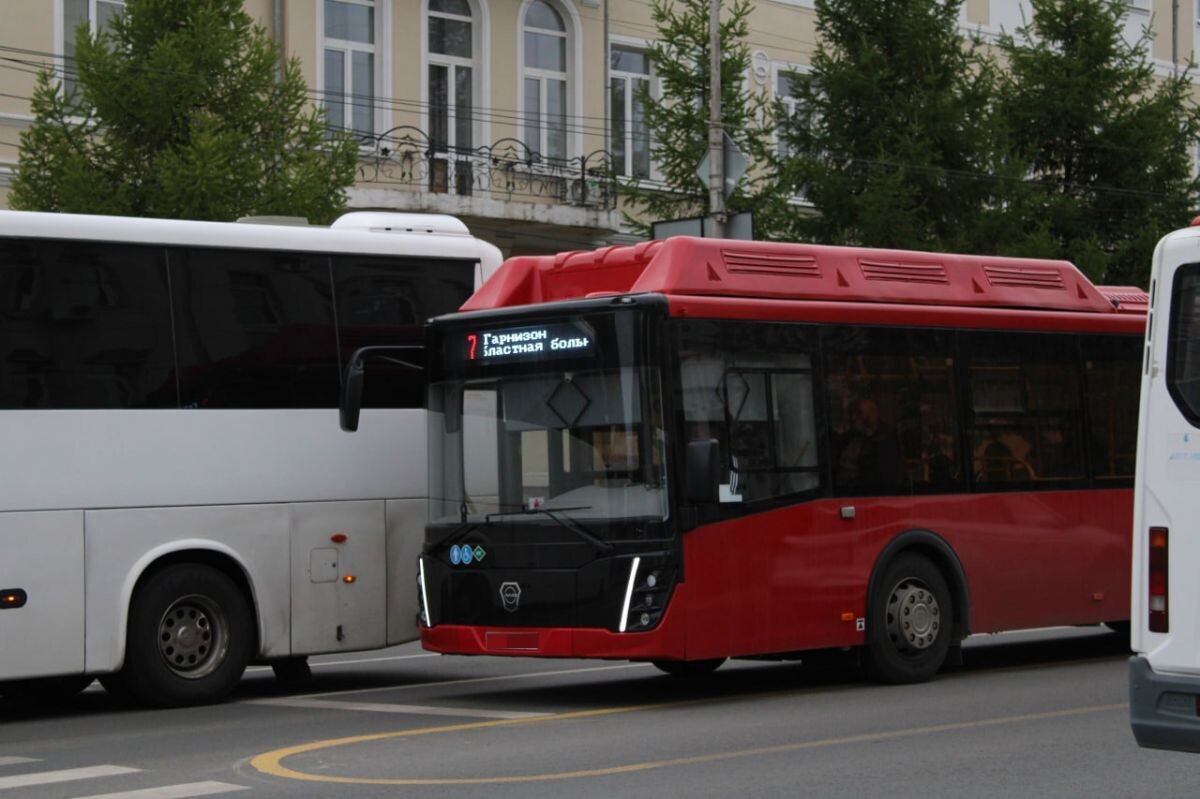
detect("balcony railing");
top-left (357, 127), bottom-right (618, 211)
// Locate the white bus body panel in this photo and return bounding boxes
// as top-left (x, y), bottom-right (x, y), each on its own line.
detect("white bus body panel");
top-left (0, 210), bottom-right (500, 688)
top-left (1130, 227), bottom-right (1200, 752)
top-left (0, 512), bottom-right (84, 680)
top-left (1133, 228), bottom-right (1200, 671)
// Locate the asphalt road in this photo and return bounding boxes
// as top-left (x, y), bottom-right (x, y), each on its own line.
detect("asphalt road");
top-left (0, 627), bottom-right (1195, 799)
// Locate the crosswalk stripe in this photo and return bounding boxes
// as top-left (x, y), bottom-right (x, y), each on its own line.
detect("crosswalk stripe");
top-left (70, 781), bottom-right (250, 799)
top-left (0, 758), bottom-right (38, 767)
top-left (0, 765), bottom-right (140, 791)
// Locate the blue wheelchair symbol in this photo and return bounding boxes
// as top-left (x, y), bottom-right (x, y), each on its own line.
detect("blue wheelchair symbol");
top-left (461, 545), bottom-right (474, 565)
top-left (450, 545), bottom-right (462, 565)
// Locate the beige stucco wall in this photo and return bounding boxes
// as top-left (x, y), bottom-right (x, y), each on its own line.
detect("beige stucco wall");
top-left (1, 0), bottom-right (1198, 247)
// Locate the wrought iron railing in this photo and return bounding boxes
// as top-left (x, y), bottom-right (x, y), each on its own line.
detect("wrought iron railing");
top-left (356, 127), bottom-right (618, 211)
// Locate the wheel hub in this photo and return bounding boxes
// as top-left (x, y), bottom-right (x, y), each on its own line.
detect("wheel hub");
top-left (886, 580), bottom-right (941, 652)
top-left (157, 594), bottom-right (228, 679)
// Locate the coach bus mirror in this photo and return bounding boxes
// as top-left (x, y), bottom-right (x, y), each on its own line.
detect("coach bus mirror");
top-left (686, 439), bottom-right (721, 504)
top-left (340, 357), bottom-right (365, 432)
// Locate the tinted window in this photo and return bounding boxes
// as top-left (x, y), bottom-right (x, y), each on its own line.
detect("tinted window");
top-left (1168, 264), bottom-right (1200, 426)
top-left (172, 248), bottom-right (339, 408)
top-left (0, 238), bottom-right (176, 409)
top-left (334, 255), bottom-right (474, 409)
top-left (1083, 336), bottom-right (1140, 482)
top-left (676, 320), bottom-right (821, 505)
top-left (823, 327), bottom-right (961, 496)
top-left (965, 332), bottom-right (1084, 487)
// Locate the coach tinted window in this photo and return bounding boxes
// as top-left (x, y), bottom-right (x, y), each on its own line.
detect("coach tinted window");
top-left (1167, 264), bottom-right (1200, 427)
top-left (0, 238), bottom-right (176, 409)
top-left (333, 255), bottom-right (475, 408)
top-left (171, 248), bottom-right (339, 408)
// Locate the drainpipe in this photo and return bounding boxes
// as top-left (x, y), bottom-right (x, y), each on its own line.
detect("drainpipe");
top-left (274, 0), bottom-right (283, 83)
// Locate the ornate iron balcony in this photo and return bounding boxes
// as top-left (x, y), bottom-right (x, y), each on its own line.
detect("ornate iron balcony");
top-left (356, 127), bottom-right (617, 211)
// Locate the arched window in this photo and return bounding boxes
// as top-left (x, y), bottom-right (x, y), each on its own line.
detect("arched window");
top-left (521, 0), bottom-right (569, 161)
top-left (427, 0), bottom-right (476, 154)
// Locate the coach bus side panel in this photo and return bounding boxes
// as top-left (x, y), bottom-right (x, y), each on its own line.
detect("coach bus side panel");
top-left (0, 511), bottom-right (85, 680)
top-left (85, 505), bottom-right (292, 673)
top-left (290, 500), bottom-right (387, 654)
top-left (386, 498), bottom-right (423, 645)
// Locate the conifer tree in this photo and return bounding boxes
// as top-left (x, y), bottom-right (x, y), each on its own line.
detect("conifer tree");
top-left (11, 0), bottom-right (358, 223)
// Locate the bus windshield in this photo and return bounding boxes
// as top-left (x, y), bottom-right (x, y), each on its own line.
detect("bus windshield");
top-left (428, 366), bottom-right (668, 525)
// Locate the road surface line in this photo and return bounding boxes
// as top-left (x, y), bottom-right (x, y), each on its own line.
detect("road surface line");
top-left (71, 782), bottom-right (249, 799)
top-left (0, 758), bottom-right (38, 767)
top-left (251, 701), bottom-right (1127, 786)
top-left (0, 765), bottom-right (140, 791)
top-left (253, 697), bottom-right (549, 719)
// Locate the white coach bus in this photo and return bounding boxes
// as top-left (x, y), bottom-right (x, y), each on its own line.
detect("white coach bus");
top-left (1130, 219), bottom-right (1200, 752)
top-left (0, 210), bottom-right (501, 707)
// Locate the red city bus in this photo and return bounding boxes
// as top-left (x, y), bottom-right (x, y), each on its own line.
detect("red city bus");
top-left (411, 237), bottom-right (1146, 682)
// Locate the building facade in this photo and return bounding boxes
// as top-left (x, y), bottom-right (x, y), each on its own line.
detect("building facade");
top-left (0, 0), bottom-right (1192, 255)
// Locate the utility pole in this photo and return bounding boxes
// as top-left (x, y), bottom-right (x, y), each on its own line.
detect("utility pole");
top-left (707, 0), bottom-right (725, 238)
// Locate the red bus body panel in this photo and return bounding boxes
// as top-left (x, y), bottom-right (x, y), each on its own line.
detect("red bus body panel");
top-left (425, 237), bottom-right (1145, 661)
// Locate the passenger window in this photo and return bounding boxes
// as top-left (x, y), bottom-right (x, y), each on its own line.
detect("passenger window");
top-left (172, 248), bottom-right (338, 408)
top-left (965, 333), bottom-right (1084, 487)
top-left (677, 321), bottom-right (821, 505)
top-left (823, 327), bottom-right (960, 496)
top-left (1084, 336), bottom-right (1140, 482)
top-left (0, 239), bottom-right (176, 409)
top-left (1168, 265), bottom-right (1200, 426)
top-left (334, 255), bottom-right (475, 409)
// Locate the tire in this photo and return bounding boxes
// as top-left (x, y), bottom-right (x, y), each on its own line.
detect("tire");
top-left (652, 658), bottom-right (726, 677)
top-left (107, 563), bottom-right (253, 708)
top-left (861, 554), bottom-right (954, 684)
top-left (0, 675), bottom-right (93, 708)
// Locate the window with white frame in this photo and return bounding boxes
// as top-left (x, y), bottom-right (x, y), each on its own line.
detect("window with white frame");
top-left (775, 68), bottom-right (806, 159)
top-left (427, 0), bottom-right (476, 154)
top-left (522, 0), bottom-right (569, 161)
top-left (62, 0), bottom-right (124, 98)
top-left (323, 0), bottom-right (377, 140)
top-left (610, 45), bottom-right (652, 179)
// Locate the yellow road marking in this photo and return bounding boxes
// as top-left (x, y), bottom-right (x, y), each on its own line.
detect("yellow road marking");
top-left (251, 700), bottom-right (1127, 786)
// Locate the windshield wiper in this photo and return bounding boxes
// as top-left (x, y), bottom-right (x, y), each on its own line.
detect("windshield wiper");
top-left (484, 506), bottom-right (613, 554)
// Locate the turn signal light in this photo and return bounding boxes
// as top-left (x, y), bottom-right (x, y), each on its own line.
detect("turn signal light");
top-left (0, 589), bottom-right (27, 609)
top-left (1149, 527), bottom-right (1169, 633)
top-left (330, 533), bottom-right (348, 544)
top-left (342, 575), bottom-right (357, 584)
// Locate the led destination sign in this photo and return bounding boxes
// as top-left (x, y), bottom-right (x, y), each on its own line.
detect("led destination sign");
top-left (463, 321), bottom-right (595, 364)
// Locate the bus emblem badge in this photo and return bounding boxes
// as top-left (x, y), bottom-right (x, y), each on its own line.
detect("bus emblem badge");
top-left (500, 582), bottom-right (522, 612)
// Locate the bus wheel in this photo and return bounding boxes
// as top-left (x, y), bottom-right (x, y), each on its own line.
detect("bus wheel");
top-left (0, 675), bottom-right (93, 708)
top-left (111, 564), bottom-right (253, 707)
top-left (862, 554), bottom-right (953, 684)
top-left (652, 658), bottom-right (726, 677)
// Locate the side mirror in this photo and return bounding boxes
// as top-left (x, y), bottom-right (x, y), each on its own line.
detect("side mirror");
top-left (339, 356), bottom-right (365, 432)
top-left (685, 438), bottom-right (720, 504)
top-left (338, 345), bottom-right (426, 432)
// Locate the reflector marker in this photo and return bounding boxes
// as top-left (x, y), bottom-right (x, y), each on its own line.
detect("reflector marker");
top-left (618, 557), bottom-right (641, 633)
